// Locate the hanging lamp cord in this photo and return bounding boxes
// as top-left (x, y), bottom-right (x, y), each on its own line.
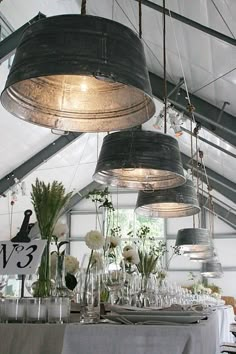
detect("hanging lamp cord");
top-left (163, 0), bottom-right (167, 134)
top-left (81, 0), bottom-right (87, 15)
top-left (188, 104), bottom-right (196, 228)
top-left (139, 0), bottom-right (142, 38)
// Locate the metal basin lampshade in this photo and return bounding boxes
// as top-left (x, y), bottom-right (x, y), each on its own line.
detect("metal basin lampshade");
top-left (187, 248), bottom-right (214, 262)
top-left (1, 15), bottom-right (155, 132)
top-left (135, 179), bottom-right (200, 217)
top-left (201, 261), bottom-right (223, 278)
top-left (93, 130), bottom-right (185, 189)
top-left (175, 228), bottom-right (210, 252)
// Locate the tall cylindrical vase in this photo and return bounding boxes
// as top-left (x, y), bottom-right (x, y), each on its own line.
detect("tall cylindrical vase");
top-left (54, 254), bottom-right (70, 297)
top-left (80, 268), bottom-right (100, 324)
top-left (33, 240), bottom-right (51, 297)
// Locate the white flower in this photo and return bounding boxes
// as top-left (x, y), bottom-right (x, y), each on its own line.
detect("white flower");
top-left (65, 255), bottom-right (79, 274)
top-left (106, 236), bottom-right (120, 249)
top-left (53, 222), bottom-right (69, 239)
top-left (123, 249), bottom-right (140, 265)
top-left (85, 230), bottom-right (105, 250)
top-left (123, 245), bottom-right (133, 252)
top-left (91, 252), bottom-right (104, 271)
top-left (50, 254), bottom-right (79, 278)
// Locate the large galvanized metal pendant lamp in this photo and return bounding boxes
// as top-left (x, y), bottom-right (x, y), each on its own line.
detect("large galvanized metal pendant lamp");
top-left (1, 1), bottom-right (155, 132)
top-left (93, 0), bottom-right (185, 190)
top-left (175, 228), bottom-right (210, 252)
top-left (93, 130), bottom-right (186, 189)
top-left (135, 178), bottom-right (200, 217)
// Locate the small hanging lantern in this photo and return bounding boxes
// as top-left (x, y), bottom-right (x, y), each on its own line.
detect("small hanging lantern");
top-left (201, 260), bottom-right (223, 278)
top-left (93, 130), bottom-right (185, 190)
top-left (135, 179), bottom-right (200, 217)
top-left (175, 228), bottom-right (210, 252)
top-left (1, 15), bottom-right (155, 132)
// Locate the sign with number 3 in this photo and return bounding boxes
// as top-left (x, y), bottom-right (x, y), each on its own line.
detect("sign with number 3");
top-left (0, 241), bottom-right (46, 275)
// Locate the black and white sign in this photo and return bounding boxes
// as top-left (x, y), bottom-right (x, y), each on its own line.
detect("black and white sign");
top-left (0, 240), bottom-right (46, 275)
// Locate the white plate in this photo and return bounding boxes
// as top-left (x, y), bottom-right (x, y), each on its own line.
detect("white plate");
top-left (111, 310), bottom-right (206, 317)
top-left (104, 313), bottom-right (207, 324)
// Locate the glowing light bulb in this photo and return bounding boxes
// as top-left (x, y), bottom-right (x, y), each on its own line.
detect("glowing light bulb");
top-left (80, 83), bottom-right (88, 92)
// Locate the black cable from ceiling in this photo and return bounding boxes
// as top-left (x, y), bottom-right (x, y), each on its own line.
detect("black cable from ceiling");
top-left (210, 0), bottom-right (235, 39)
top-left (192, 66), bottom-right (236, 94)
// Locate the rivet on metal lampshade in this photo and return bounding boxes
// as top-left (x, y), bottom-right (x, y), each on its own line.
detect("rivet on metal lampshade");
top-left (93, 130), bottom-right (185, 190)
top-left (1, 15), bottom-right (155, 132)
top-left (175, 228), bottom-right (210, 252)
top-left (201, 261), bottom-right (223, 278)
top-left (135, 179), bottom-right (200, 217)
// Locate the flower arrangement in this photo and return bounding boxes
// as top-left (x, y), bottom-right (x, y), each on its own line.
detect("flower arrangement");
top-left (185, 272), bottom-right (222, 296)
top-left (31, 179), bottom-right (72, 297)
top-left (124, 225), bottom-right (167, 278)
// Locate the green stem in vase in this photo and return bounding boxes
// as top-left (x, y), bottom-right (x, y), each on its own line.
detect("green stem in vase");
top-left (83, 250), bottom-right (94, 303)
top-left (33, 239), bottom-right (51, 297)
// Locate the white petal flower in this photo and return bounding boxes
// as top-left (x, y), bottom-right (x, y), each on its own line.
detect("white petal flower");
top-left (123, 245), bottom-right (133, 252)
top-left (53, 222), bottom-right (69, 239)
top-left (106, 236), bottom-right (120, 249)
top-left (65, 255), bottom-right (79, 274)
top-left (123, 249), bottom-right (140, 265)
top-left (85, 230), bottom-right (105, 250)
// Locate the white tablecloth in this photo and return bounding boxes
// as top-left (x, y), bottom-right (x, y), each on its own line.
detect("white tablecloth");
top-left (62, 312), bottom-right (219, 354)
top-left (216, 306), bottom-right (235, 344)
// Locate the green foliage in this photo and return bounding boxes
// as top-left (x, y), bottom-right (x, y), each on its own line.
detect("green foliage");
top-left (86, 187), bottom-right (114, 211)
top-left (31, 179), bottom-right (72, 241)
top-left (136, 250), bottom-right (159, 276)
top-left (51, 235), bottom-right (68, 256)
top-left (129, 225), bottom-right (168, 276)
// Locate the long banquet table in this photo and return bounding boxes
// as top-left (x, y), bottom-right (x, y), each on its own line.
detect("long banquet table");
top-left (0, 311), bottom-right (222, 354)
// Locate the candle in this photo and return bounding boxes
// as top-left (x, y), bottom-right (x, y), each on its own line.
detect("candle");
top-left (26, 298), bottom-right (47, 323)
top-left (6, 298), bottom-right (25, 323)
top-left (47, 297), bottom-right (70, 323)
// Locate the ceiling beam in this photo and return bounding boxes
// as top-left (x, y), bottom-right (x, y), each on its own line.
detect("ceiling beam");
top-left (181, 153), bottom-right (236, 204)
top-left (202, 195), bottom-right (236, 230)
top-left (0, 12), bottom-right (46, 64)
top-left (149, 72), bottom-right (236, 147)
top-left (0, 132), bottom-right (83, 196)
top-left (134, 0), bottom-right (236, 46)
top-left (64, 181), bottom-right (101, 213)
top-left (181, 127), bottom-right (236, 159)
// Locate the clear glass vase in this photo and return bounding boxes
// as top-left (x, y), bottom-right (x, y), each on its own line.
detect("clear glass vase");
top-left (79, 268), bottom-right (100, 324)
top-left (32, 240), bottom-right (51, 297)
top-left (54, 254), bottom-right (71, 297)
